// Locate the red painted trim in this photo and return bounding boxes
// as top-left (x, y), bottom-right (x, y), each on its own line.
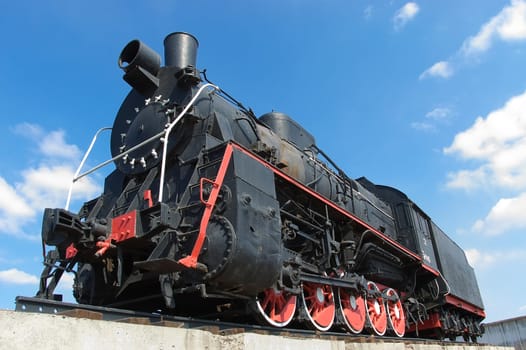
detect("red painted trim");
top-left (229, 143), bottom-right (424, 264)
top-left (95, 239), bottom-right (113, 257)
top-left (199, 177), bottom-right (216, 207)
top-left (445, 294), bottom-right (486, 318)
top-left (143, 190), bottom-right (153, 208)
top-left (178, 144), bottom-right (234, 269)
top-left (408, 312), bottom-right (441, 332)
top-left (65, 243), bottom-right (78, 259)
top-left (111, 210), bottom-right (137, 242)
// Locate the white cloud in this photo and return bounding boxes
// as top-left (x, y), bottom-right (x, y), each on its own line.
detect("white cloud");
top-left (0, 177), bottom-right (34, 219)
top-left (465, 248), bottom-right (526, 269)
top-left (472, 192), bottom-right (526, 235)
top-left (426, 107), bottom-right (452, 121)
top-left (419, 60), bottom-right (453, 81)
top-left (445, 167), bottom-right (490, 190)
top-left (0, 125), bottom-right (101, 240)
top-left (411, 107), bottom-right (453, 132)
top-left (0, 268), bottom-right (39, 285)
top-left (13, 123), bottom-right (81, 161)
top-left (420, 0), bottom-right (526, 79)
top-left (419, 61), bottom-right (453, 80)
top-left (0, 177), bottom-right (39, 239)
top-left (12, 122), bottom-right (43, 138)
top-left (393, 2), bottom-right (420, 30)
top-left (39, 130), bottom-right (81, 160)
top-left (465, 248), bottom-right (491, 268)
top-left (410, 121), bottom-right (435, 132)
top-left (445, 90), bottom-right (526, 236)
top-left (444, 90), bottom-right (526, 190)
top-left (18, 165), bottom-right (99, 210)
top-left (462, 0), bottom-right (526, 56)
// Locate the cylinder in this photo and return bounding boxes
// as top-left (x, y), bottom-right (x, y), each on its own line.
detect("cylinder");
top-left (163, 32), bottom-right (199, 69)
top-left (118, 39), bottom-right (161, 76)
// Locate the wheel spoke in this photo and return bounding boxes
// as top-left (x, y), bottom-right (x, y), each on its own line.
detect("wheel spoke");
top-left (384, 288), bottom-right (406, 337)
top-left (301, 282), bottom-right (335, 331)
top-left (261, 293), bottom-right (271, 310)
top-left (254, 288), bottom-right (297, 327)
top-left (365, 281), bottom-right (387, 336)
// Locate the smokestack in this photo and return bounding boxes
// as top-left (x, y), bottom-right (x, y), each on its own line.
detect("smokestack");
top-left (163, 32), bottom-right (199, 69)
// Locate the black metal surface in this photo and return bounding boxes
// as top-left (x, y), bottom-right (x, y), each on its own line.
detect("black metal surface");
top-left (16, 295), bottom-right (160, 322)
top-left (163, 32), bottom-right (198, 69)
top-left (430, 222), bottom-right (485, 309)
top-left (119, 40), bottom-right (161, 96)
top-left (41, 208), bottom-right (85, 246)
top-left (259, 111), bottom-right (316, 150)
top-left (356, 178), bottom-right (440, 270)
top-left (119, 39), bottom-right (161, 75)
top-left (202, 148), bottom-right (282, 295)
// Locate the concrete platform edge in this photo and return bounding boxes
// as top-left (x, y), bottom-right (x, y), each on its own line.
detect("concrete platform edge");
top-left (0, 310), bottom-right (512, 350)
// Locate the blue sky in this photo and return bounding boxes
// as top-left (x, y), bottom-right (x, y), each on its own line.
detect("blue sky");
top-left (1, 0), bottom-right (526, 323)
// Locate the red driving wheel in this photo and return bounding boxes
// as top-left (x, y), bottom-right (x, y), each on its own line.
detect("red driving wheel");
top-left (338, 287), bottom-right (366, 333)
top-left (254, 287), bottom-right (297, 327)
top-left (301, 282), bottom-right (336, 331)
top-left (384, 288), bottom-right (406, 337)
top-left (366, 281), bottom-right (387, 335)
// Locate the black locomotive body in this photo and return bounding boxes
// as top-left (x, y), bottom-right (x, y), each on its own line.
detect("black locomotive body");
top-left (37, 32), bottom-right (485, 340)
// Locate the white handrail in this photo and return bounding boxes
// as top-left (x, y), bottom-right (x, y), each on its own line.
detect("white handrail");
top-left (65, 127), bottom-right (112, 210)
top-left (64, 82), bottom-right (219, 210)
top-left (158, 83), bottom-right (219, 202)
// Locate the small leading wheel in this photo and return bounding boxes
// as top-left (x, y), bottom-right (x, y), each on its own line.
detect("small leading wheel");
top-left (254, 287), bottom-right (297, 327)
top-left (301, 282), bottom-right (336, 331)
top-left (338, 287), bottom-right (366, 334)
top-left (366, 281), bottom-right (387, 336)
top-left (384, 288), bottom-right (406, 337)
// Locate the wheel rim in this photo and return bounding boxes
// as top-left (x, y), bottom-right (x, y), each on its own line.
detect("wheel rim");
top-left (366, 281), bottom-right (387, 335)
top-left (255, 288), bottom-right (297, 327)
top-left (338, 287), bottom-right (366, 334)
top-left (384, 288), bottom-right (406, 337)
top-left (301, 282), bottom-right (336, 331)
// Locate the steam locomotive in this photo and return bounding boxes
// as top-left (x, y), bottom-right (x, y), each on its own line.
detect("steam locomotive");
top-left (36, 32), bottom-right (485, 341)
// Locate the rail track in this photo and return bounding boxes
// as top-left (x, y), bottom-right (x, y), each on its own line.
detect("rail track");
top-left (14, 296), bottom-right (470, 346)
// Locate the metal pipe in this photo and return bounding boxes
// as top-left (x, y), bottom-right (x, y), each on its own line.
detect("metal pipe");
top-left (68, 83), bottom-right (219, 209)
top-left (158, 83), bottom-right (219, 202)
top-left (65, 127), bottom-right (112, 210)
